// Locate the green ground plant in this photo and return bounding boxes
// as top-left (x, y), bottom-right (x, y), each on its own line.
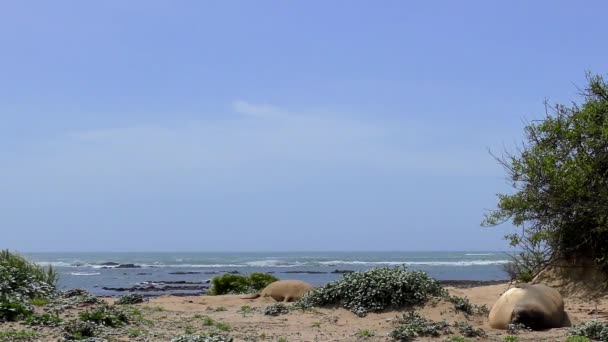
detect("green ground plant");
top-left (389, 312), bottom-right (451, 341)
top-left (264, 303), bottom-right (289, 316)
top-left (0, 250), bottom-right (56, 304)
top-left (171, 334), bottom-right (233, 342)
top-left (25, 312), bottom-right (63, 326)
top-left (569, 320), bottom-right (608, 341)
top-left (79, 304), bottom-right (129, 327)
top-left (0, 329), bottom-right (39, 341)
top-left (208, 273), bottom-right (278, 295)
top-left (354, 329), bottom-right (375, 338)
top-left (116, 293), bottom-right (145, 305)
top-left (295, 266), bottom-right (446, 316)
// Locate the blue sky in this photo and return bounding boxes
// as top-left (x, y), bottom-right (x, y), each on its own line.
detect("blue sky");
top-left (1, 1), bottom-right (606, 252)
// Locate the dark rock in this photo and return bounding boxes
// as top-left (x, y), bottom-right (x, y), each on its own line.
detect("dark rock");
top-left (99, 262), bottom-right (120, 266)
top-left (332, 269), bottom-right (355, 274)
top-left (136, 273), bottom-right (151, 275)
top-left (203, 271), bottom-right (220, 275)
top-left (169, 271), bottom-right (201, 275)
top-left (226, 270), bottom-right (240, 274)
top-left (116, 264), bottom-right (141, 269)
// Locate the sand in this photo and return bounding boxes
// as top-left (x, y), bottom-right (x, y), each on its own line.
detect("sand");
top-left (117, 283), bottom-right (608, 341)
top-left (4, 283), bottom-right (608, 341)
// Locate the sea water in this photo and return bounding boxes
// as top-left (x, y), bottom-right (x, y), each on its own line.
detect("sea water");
top-left (26, 251), bottom-right (510, 296)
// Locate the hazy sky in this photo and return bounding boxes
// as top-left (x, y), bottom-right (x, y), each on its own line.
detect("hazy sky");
top-left (1, 1), bottom-right (606, 252)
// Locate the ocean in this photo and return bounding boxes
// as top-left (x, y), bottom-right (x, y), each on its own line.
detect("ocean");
top-left (26, 251), bottom-right (510, 296)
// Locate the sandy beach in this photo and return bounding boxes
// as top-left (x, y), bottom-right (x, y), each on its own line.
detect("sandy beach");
top-left (4, 282), bottom-right (607, 341)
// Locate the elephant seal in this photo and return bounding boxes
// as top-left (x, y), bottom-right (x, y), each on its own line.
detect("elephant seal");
top-left (489, 283), bottom-right (567, 330)
top-left (242, 280), bottom-right (313, 302)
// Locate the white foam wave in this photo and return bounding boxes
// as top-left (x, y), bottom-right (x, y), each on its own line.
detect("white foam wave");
top-left (35, 261), bottom-right (72, 267)
top-left (68, 272), bottom-right (101, 276)
top-left (318, 260), bottom-right (510, 266)
top-left (245, 260), bottom-right (305, 267)
top-left (465, 253), bottom-right (495, 256)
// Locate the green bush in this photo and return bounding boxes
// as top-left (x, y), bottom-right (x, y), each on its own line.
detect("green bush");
top-left (0, 329), bottom-right (39, 341)
top-left (0, 301), bottom-right (32, 321)
top-left (25, 312), bottom-right (63, 326)
top-left (444, 337), bottom-right (471, 342)
top-left (454, 322), bottom-right (485, 338)
top-left (566, 336), bottom-right (592, 342)
top-left (447, 295), bottom-right (488, 316)
top-left (63, 320), bottom-right (99, 340)
top-left (0, 250), bottom-right (56, 302)
top-left (569, 320), bottom-right (608, 341)
top-left (503, 335), bottom-right (519, 342)
top-left (116, 293), bottom-right (145, 305)
top-left (79, 304), bottom-right (129, 327)
top-left (295, 266), bottom-right (446, 316)
top-left (208, 272), bottom-right (278, 295)
top-left (264, 303), bottom-right (289, 316)
top-left (389, 312), bottom-right (451, 341)
top-left (171, 333), bottom-right (233, 342)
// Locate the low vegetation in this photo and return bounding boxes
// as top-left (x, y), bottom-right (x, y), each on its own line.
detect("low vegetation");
top-left (569, 320), bottom-right (608, 341)
top-left (171, 334), bottom-right (233, 342)
top-left (264, 302), bottom-right (289, 316)
top-left (447, 295), bottom-right (489, 316)
top-left (116, 293), bottom-right (145, 305)
top-left (390, 312), bottom-right (451, 341)
top-left (295, 266), bottom-right (446, 316)
top-left (79, 304), bottom-right (130, 327)
top-left (0, 329), bottom-right (39, 341)
top-left (208, 273), bottom-right (278, 295)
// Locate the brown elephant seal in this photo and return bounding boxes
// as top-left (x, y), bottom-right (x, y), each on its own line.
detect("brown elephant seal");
top-left (242, 280), bottom-right (313, 302)
top-left (489, 283), bottom-right (567, 330)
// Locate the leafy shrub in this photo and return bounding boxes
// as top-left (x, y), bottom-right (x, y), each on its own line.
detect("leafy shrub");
top-left (116, 293), bottom-right (144, 305)
top-left (238, 305), bottom-right (253, 315)
top-left (447, 295), bottom-right (488, 316)
top-left (171, 333), bottom-right (233, 342)
top-left (264, 303), bottom-right (289, 316)
top-left (0, 250), bottom-right (56, 303)
top-left (215, 322), bottom-right (232, 331)
top-left (25, 312), bottom-right (63, 326)
top-left (454, 322), bottom-right (485, 338)
top-left (354, 329), bottom-right (375, 338)
top-left (64, 320), bottom-right (99, 340)
top-left (566, 336), bottom-right (592, 342)
top-left (295, 267), bottom-right (446, 316)
top-left (0, 301), bottom-right (32, 321)
top-left (445, 337), bottom-right (471, 342)
top-left (79, 304), bottom-right (129, 327)
top-left (31, 297), bottom-right (50, 306)
top-left (208, 273), bottom-right (278, 295)
top-left (0, 329), bottom-right (39, 341)
top-left (569, 320), bottom-right (608, 341)
top-left (63, 289), bottom-right (89, 298)
top-left (390, 312), bottom-right (451, 341)
top-left (503, 335), bottom-right (519, 342)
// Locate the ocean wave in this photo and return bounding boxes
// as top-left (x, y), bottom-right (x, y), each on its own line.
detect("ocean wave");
top-left (465, 253), bottom-right (495, 256)
top-left (245, 260), bottom-right (305, 267)
top-left (318, 260), bottom-right (510, 266)
top-left (68, 272), bottom-right (101, 276)
top-left (35, 261), bottom-right (73, 267)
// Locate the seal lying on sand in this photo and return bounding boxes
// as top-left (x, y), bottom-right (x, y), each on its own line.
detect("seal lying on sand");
top-left (242, 280), bottom-right (313, 302)
top-left (489, 283), bottom-right (568, 330)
